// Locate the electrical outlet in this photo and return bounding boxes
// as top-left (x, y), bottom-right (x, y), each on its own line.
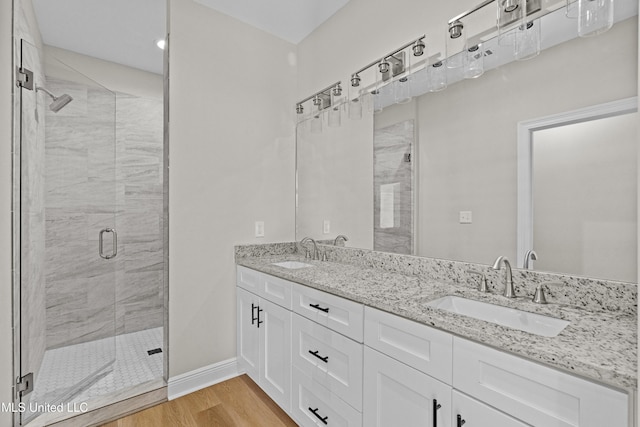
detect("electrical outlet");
top-left (459, 211), bottom-right (472, 224)
top-left (323, 220), bottom-right (330, 234)
top-left (255, 221), bottom-right (265, 237)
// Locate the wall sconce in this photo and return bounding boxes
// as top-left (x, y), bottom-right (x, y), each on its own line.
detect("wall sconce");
top-left (578, 0), bottom-right (613, 36)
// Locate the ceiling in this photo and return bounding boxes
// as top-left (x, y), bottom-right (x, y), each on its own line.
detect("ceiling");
top-left (32, 0), bottom-right (349, 75)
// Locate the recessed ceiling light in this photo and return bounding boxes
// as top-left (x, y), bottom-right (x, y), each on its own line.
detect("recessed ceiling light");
top-left (155, 39), bottom-right (166, 50)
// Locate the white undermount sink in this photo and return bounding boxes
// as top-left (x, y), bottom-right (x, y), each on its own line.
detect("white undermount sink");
top-left (425, 295), bottom-right (569, 337)
top-left (271, 261), bottom-right (313, 269)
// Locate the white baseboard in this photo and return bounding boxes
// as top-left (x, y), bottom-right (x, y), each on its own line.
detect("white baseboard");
top-left (167, 357), bottom-right (240, 400)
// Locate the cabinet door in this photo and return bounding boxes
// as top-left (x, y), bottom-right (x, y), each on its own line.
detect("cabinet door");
top-left (452, 391), bottom-right (528, 427)
top-left (363, 346), bottom-right (452, 427)
top-left (237, 287), bottom-right (260, 381)
top-left (260, 298), bottom-right (292, 412)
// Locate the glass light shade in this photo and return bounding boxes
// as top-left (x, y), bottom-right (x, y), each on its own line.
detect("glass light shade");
top-left (464, 44), bottom-right (484, 79)
top-left (348, 97), bottom-right (363, 120)
top-left (446, 21), bottom-right (466, 69)
top-left (428, 61), bottom-right (447, 92)
top-left (310, 111), bottom-right (323, 134)
top-left (566, 0), bottom-right (578, 18)
top-left (515, 21), bottom-right (541, 60)
top-left (328, 106), bottom-right (342, 127)
top-left (498, 0), bottom-right (527, 45)
top-left (578, 0), bottom-right (614, 37)
top-left (394, 76), bottom-right (412, 104)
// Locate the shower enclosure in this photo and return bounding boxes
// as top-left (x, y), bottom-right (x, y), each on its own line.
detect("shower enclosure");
top-left (13, 1), bottom-right (167, 425)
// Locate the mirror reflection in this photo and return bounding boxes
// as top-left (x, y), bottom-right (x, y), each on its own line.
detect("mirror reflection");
top-left (296, 0), bottom-right (638, 282)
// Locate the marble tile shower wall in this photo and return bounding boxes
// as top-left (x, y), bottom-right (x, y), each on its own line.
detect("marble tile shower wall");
top-left (44, 80), bottom-right (164, 349)
top-left (374, 120), bottom-right (414, 255)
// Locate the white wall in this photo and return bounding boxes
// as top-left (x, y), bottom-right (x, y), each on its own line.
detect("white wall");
top-left (43, 46), bottom-right (163, 100)
top-left (168, 0), bottom-right (296, 378)
top-left (1, 0), bottom-right (13, 425)
top-left (533, 113), bottom-right (637, 282)
top-left (296, 112), bottom-right (374, 249)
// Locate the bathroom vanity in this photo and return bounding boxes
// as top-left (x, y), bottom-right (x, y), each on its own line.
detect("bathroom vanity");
top-left (235, 243), bottom-right (637, 427)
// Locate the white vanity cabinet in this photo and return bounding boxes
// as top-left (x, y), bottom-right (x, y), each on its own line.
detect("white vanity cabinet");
top-left (236, 267), bottom-right (293, 412)
top-left (236, 266), bottom-right (632, 427)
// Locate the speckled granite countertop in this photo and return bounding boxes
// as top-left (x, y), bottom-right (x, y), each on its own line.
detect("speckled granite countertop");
top-left (237, 254), bottom-right (637, 391)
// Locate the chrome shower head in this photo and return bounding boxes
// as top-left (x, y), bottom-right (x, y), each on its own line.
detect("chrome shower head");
top-left (49, 94), bottom-right (73, 112)
top-left (36, 86), bottom-right (73, 113)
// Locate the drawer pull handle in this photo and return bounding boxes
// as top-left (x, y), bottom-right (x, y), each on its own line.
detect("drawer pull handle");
top-left (308, 407), bottom-right (328, 425)
top-left (308, 350), bottom-right (329, 363)
top-left (457, 414), bottom-right (465, 427)
top-left (433, 399), bottom-right (442, 427)
top-left (309, 303), bottom-right (329, 313)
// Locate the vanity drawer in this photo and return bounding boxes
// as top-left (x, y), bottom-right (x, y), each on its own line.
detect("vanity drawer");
top-left (453, 337), bottom-right (629, 427)
top-left (292, 284), bottom-right (364, 342)
top-left (292, 367), bottom-right (362, 427)
top-left (293, 314), bottom-right (363, 411)
top-left (364, 306), bottom-right (452, 385)
top-left (237, 266), bottom-right (292, 309)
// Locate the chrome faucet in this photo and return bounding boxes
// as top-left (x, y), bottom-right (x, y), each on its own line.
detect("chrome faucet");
top-left (300, 237), bottom-right (319, 260)
top-left (492, 256), bottom-right (515, 298)
top-left (334, 235), bottom-right (349, 246)
top-left (524, 249), bottom-right (538, 270)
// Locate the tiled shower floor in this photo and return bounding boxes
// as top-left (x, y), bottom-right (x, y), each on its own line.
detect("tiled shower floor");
top-left (30, 327), bottom-right (164, 406)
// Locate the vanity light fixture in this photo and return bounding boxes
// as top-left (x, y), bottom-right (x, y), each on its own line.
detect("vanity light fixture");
top-left (295, 81), bottom-right (340, 115)
top-left (502, 0), bottom-right (519, 13)
top-left (351, 74), bottom-right (361, 87)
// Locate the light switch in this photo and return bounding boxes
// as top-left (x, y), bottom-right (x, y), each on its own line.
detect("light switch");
top-left (459, 211), bottom-right (472, 224)
top-left (323, 220), bottom-right (330, 234)
top-left (255, 221), bottom-right (265, 237)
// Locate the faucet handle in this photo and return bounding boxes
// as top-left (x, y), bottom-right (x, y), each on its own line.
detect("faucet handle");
top-left (305, 248), bottom-right (312, 259)
top-left (466, 269), bottom-right (489, 293)
top-left (322, 250), bottom-right (328, 261)
top-left (532, 281), bottom-right (563, 304)
top-left (532, 285), bottom-right (547, 304)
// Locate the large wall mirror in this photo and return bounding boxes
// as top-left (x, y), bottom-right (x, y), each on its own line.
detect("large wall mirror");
top-left (296, 0), bottom-right (638, 283)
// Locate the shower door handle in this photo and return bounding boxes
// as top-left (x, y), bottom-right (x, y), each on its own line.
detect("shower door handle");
top-left (99, 228), bottom-right (118, 259)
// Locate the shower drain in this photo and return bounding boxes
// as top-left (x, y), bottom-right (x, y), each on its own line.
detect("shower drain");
top-left (147, 348), bottom-right (163, 356)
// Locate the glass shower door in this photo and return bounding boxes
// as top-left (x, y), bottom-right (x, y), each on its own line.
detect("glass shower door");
top-left (18, 39), bottom-right (118, 425)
